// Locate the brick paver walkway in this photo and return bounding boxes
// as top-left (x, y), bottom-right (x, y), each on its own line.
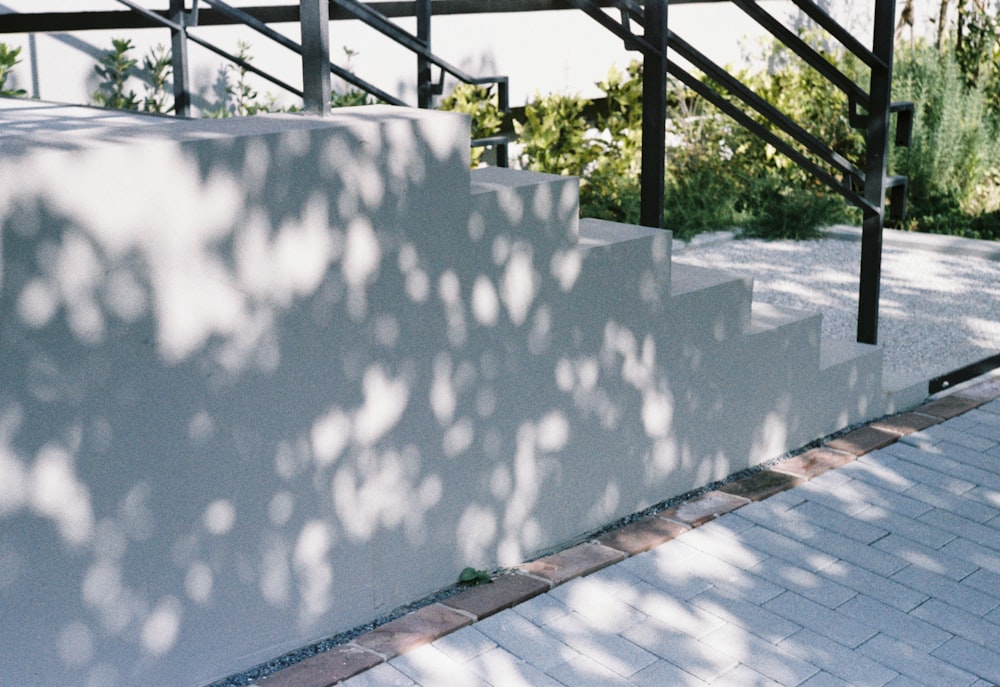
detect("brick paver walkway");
top-left (259, 376), bottom-right (1000, 687)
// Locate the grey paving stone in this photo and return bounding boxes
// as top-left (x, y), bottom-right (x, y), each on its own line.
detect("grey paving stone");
top-left (912, 598), bottom-right (1000, 653)
top-left (750, 487), bottom-right (808, 512)
top-left (932, 635), bottom-right (1000, 683)
top-left (697, 510), bottom-right (758, 536)
top-left (817, 559), bottom-right (929, 612)
top-left (636, 537), bottom-right (784, 605)
top-left (338, 662), bottom-right (417, 687)
top-left (903, 482), bottom-right (998, 523)
top-left (778, 628), bottom-right (900, 687)
top-left (668, 526), bottom-right (769, 570)
top-left (628, 659), bottom-right (708, 687)
top-left (857, 505), bottom-right (956, 549)
top-left (873, 532), bottom-right (980, 581)
top-left (940, 536), bottom-right (1000, 574)
top-left (787, 500), bottom-right (890, 544)
top-left (901, 425), bottom-right (997, 452)
top-left (918, 508), bottom-right (1000, 551)
top-left (711, 663), bottom-right (783, 687)
top-left (799, 468), bottom-right (855, 491)
top-left (961, 415), bottom-right (1000, 442)
top-left (620, 617), bottom-right (739, 683)
top-left (619, 579), bottom-right (727, 639)
top-left (799, 671), bottom-right (855, 687)
top-left (797, 478), bottom-right (883, 517)
top-left (857, 633), bottom-right (978, 686)
top-left (839, 593), bottom-right (954, 653)
top-left (794, 521), bottom-right (909, 577)
top-left (892, 565), bottom-right (1000, 617)
top-left (462, 647), bottom-right (565, 687)
top-left (735, 525), bottom-right (838, 572)
top-left (979, 399), bottom-right (1000, 416)
top-left (764, 591), bottom-right (878, 649)
top-left (821, 478), bottom-right (935, 519)
top-left (886, 441), bottom-right (1000, 490)
top-left (547, 574), bottom-right (647, 634)
top-left (836, 457), bottom-right (916, 494)
top-left (882, 675), bottom-right (936, 687)
top-left (510, 591), bottom-right (572, 627)
top-left (543, 653), bottom-right (632, 686)
top-left (857, 451), bottom-right (977, 495)
top-left (963, 567), bottom-right (1000, 603)
top-left (749, 556), bottom-right (857, 609)
top-left (432, 626), bottom-right (498, 664)
top-left (618, 549), bottom-right (716, 601)
top-left (388, 644), bottom-right (490, 687)
top-left (699, 622), bottom-right (820, 686)
top-left (688, 588), bottom-right (802, 643)
top-left (966, 485), bottom-right (1000, 513)
top-left (543, 612), bottom-right (658, 678)
top-left (473, 613), bottom-right (580, 672)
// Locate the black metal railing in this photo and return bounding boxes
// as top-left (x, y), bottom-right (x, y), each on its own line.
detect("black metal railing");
top-left (0, 1), bottom-right (910, 343)
top-left (567, 0), bottom-right (912, 345)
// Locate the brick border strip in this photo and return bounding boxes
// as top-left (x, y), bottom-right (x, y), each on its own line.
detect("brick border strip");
top-left (256, 382), bottom-right (1000, 686)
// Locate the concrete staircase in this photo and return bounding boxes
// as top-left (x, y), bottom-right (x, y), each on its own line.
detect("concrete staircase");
top-left (0, 99), bottom-right (884, 687)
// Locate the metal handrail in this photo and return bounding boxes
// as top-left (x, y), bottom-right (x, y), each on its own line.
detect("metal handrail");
top-left (570, 0), bottom-right (910, 346)
top-left (329, 0), bottom-right (511, 164)
top-left (198, 0), bottom-right (404, 105)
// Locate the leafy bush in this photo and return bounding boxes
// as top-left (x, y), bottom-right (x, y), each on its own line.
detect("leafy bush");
top-left (438, 82), bottom-right (504, 167)
top-left (205, 41), bottom-right (278, 117)
top-left (93, 38), bottom-right (141, 110)
top-left (890, 42), bottom-right (1000, 233)
top-left (142, 44), bottom-right (173, 113)
top-left (0, 43), bottom-right (26, 97)
top-left (515, 92), bottom-right (599, 176)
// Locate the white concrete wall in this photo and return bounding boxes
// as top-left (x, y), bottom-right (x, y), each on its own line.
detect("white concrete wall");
top-left (0, 1), bottom-right (937, 113)
top-left (0, 101), bottom-right (884, 687)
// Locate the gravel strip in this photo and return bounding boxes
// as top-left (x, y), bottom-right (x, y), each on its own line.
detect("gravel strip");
top-left (673, 232), bottom-right (1000, 383)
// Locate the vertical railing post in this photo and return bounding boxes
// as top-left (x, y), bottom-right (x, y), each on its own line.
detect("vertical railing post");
top-left (169, 0), bottom-right (191, 117)
top-left (857, 0), bottom-right (896, 345)
top-left (640, 0), bottom-right (668, 229)
top-left (416, 0), bottom-right (432, 108)
top-left (301, 0), bottom-right (331, 115)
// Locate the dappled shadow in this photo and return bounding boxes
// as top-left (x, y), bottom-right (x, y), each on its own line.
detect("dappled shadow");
top-left (1, 101), bottom-right (880, 687)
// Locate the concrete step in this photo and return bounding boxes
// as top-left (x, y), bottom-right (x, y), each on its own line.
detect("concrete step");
top-left (470, 166), bottom-right (579, 246)
top-left (813, 338), bottom-right (885, 434)
top-left (746, 301), bottom-right (822, 373)
top-left (667, 262), bottom-right (754, 346)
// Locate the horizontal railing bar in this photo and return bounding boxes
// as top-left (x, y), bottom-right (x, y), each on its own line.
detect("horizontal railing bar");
top-left (788, 0), bottom-right (886, 70)
top-left (1, 3), bottom-right (743, 34)
top-left (731, 0), bottom-right (869, 108)
top-left (331, 0), bottom-right (506, 91)
top-left (186, 30), bottom-right (303, 96)
top-left (667, 58), bottom-right (877, 215)
top-left (667, 32), bottom-right (864, 183)
top-left (200, 0), bottom-right (302, 54)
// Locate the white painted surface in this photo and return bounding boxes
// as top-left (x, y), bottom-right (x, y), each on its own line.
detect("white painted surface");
top-left (0, 102), bottom-right (884, 687)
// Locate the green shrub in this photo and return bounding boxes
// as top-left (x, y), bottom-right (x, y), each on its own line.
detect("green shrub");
top-left (515, 91), bottom-right (599, 176)
top-left (92, 38), bottom-right (140, 110)
top-left (890, 42), bottom-right (1000, 231)
top-left (205, 41), bottom-right (276, 117)
top-left (142, 44), bottom-right (173, 113)
top-left (0, 43), bottom-right (26, 97)
top-left (438, 82), bottom-right (504, 167)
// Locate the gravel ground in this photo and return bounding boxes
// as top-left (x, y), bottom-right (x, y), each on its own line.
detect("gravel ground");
top-left (673, 230), bottom-right (1000, 383)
